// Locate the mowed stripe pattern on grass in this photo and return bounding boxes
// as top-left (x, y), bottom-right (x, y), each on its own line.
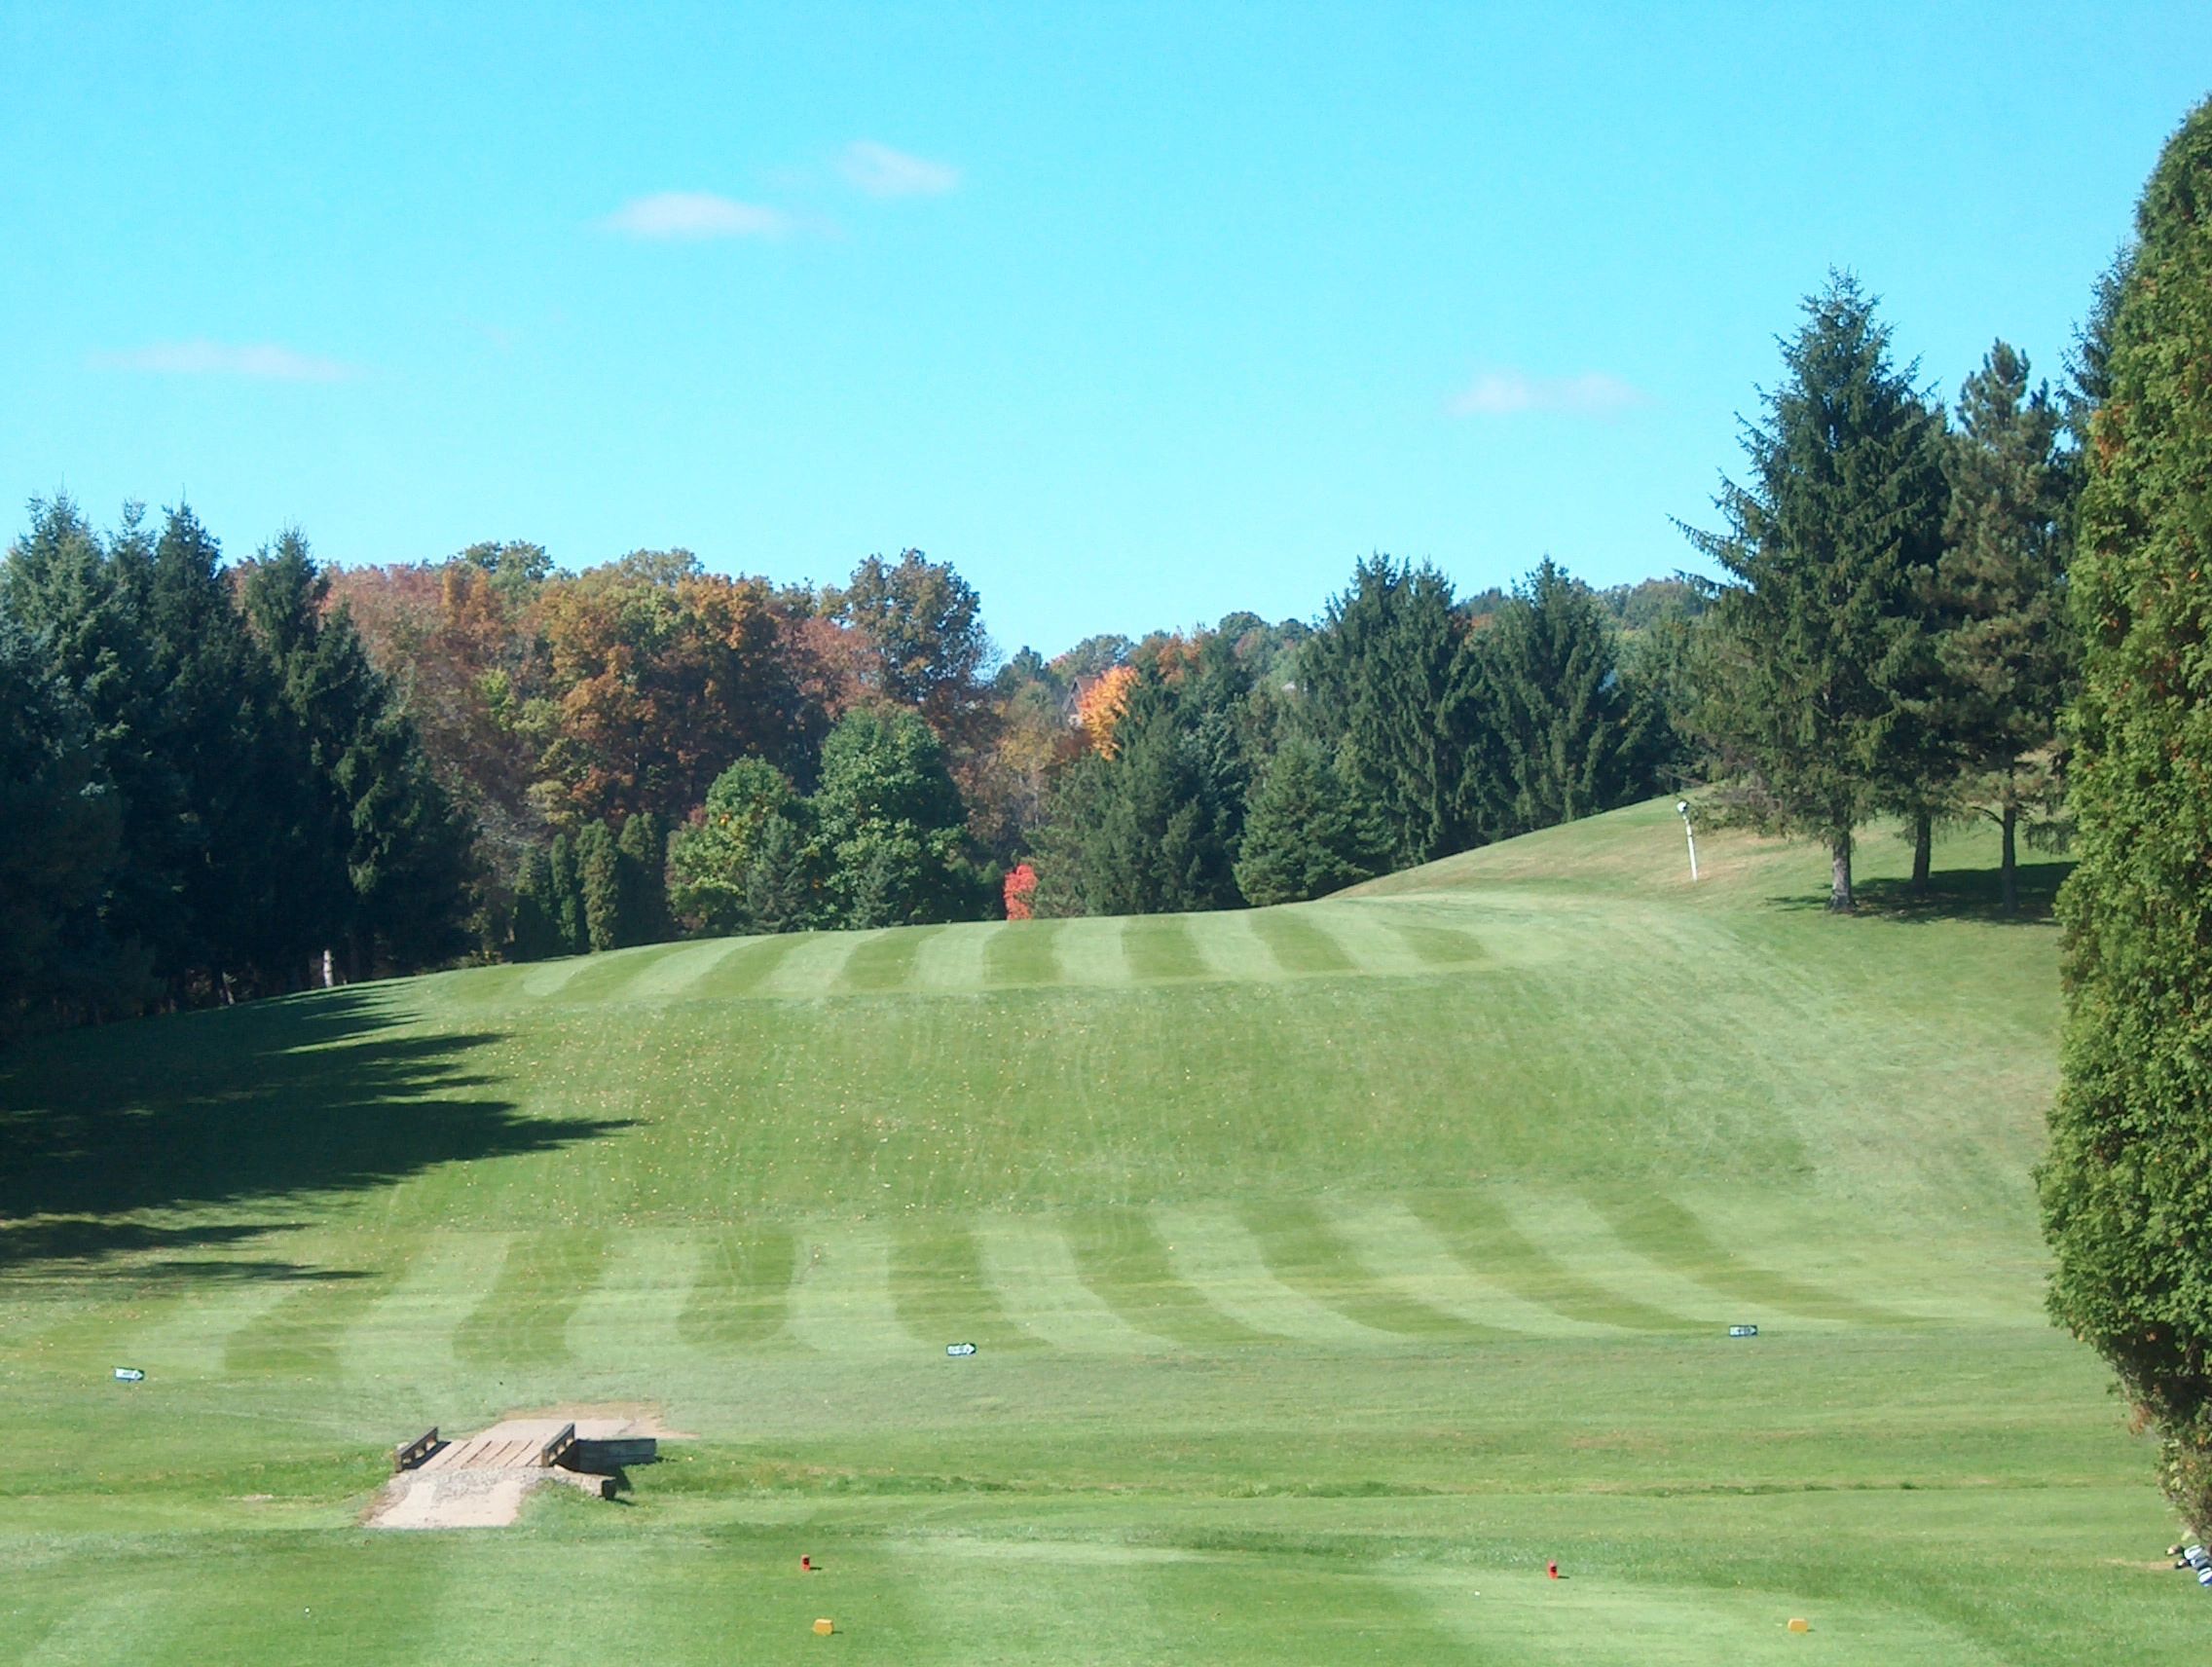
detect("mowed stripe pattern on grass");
top-left (0, 804), bottom-right (2148, 1666)
top-left (491, 899), bottom-right (1503, 1012)
top-left (68, 1189), bottom-right (1922, 1394)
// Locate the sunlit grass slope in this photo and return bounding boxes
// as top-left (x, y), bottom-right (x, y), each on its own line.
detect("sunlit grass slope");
top-left (0, 799), bottom-right (2179, 1665)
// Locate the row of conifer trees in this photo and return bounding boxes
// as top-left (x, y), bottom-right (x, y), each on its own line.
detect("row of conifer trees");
top-left (1, 502), bottom-right (467, 1035)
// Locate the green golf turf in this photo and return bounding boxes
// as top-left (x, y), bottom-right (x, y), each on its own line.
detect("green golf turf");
top-left (0, 798), bottom-right (2183, 1664)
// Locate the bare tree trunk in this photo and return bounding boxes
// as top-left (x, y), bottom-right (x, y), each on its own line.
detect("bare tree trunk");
top-left (2001, 803), bottom-right (2018, 915)
top-left (1911, 813), bottom-right (1933, 895)
top-left (1829, 831), bottom-right (1855, 912)
top-left (321, 947), bottom-right (336, 989)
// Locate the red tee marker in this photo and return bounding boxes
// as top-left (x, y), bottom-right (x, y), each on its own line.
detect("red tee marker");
top-left (799, 1555), bottom-right (813, 1572)
top-left (1547, 1560), bottom-right (1559, 1579)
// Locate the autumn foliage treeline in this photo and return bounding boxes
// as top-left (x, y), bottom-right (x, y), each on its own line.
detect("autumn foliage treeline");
top-left (328, 536), bottom-right (1690, 952)
top-left (0, 494), bottom-right (1699, 1035)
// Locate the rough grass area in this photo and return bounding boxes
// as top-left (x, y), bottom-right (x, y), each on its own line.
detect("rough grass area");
top-left (0, 799), bottom-right (2179, 1664)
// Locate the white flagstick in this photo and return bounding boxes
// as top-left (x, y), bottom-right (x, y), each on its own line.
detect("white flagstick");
top-left (1676, 800), bottom-right (1699, 882)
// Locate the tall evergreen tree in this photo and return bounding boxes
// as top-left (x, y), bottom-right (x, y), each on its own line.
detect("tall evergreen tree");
top-left (1455, 559), bottom-right (1652, 839)
top-left (1932, 342), bottom-right (2073, 912)
top-left (615, 810), bottom-right (671, 946)
top-left (2041, 95), bottom-right (2212, 1537)
top-left (1681, 274), bottom-right (1949, 909)
top-left (1233, 736), bottom-right (1390, 905)
top-left (1300, 557), bottom-right (1469, 868)
top-left (240, 532), bottom-right (358, 973)
top-left (2, 499), bottom-right (191, 978)
top-left (1031, 657), bottom-right (1250, 917)
top-left (576, 821), bottom-right (622, 952)
top-left (144, 505), bottom-right (296, 991)
top-left (547, 832), bottom-right (587, 954)
top-left (0, 605), bottom-right (144, 1032)
top-left (243, 530), bottom-right (470, 977)
top-left (2063, 244), bottom-right (2135, 468)
top-left (509, 845), bottom-right (567, 961)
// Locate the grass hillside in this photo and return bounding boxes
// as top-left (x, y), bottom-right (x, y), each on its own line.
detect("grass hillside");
top-left (0, 799), bottom-right (2178, 1664)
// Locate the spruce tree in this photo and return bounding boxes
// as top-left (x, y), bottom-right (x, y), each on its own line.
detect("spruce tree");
top-left (1, 499), bottom-right (187, 977)
top-left (240, 532), bottom-right (361, 972)
top-left (548, 833), bottom-right (587, 954)
top-left (741, 811), bottom-right (819, 933)
top-left (509, 846), bottom-right (567, 961)
top-left (1300, 557), bottom-right (1469, 868)
top-left (1681, 274), bottom-right (1949, 909)
top-left (0, 606), bottom-right (142, 1032)
top-left (616, 810), bottom-right (671, 945)
top-left (145, 505), bottom-right (296, 990)
top-left (243, 530), bottom-right (470, 977)
top-left (1456, 559), bottom-right (1651, 839)
top-left (1031, 672), bottom-right (1244, 917)
top-left (577, 821), bottom-right (622, 951)
top-left (1932, 342), bottom-right (2072, 912)
top-left (2041, 95), bottom-right (2212, 1536)
top-left (1233, 737), bottom-right (1390, 905)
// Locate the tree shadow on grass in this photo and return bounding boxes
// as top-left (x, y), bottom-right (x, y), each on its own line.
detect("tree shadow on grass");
top-left (0, 989), bottom-right (630, 1271)
top-left (1766, 859), bottom-right (2071, 925)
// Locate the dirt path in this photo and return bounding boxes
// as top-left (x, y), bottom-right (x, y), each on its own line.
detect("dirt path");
top-left (369, 1469), bottom-right (538, 1530)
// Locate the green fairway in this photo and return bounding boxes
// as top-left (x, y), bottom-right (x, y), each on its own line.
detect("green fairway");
top-left (0, 800), bottom-right (2184, 1663)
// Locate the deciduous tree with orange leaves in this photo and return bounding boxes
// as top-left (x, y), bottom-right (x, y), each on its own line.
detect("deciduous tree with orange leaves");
top-left (1074, 663), bottom-right (1138, 759)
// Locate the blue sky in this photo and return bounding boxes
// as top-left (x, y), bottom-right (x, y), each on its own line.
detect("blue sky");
top-left (2, 4), bottom-right (2203, 657)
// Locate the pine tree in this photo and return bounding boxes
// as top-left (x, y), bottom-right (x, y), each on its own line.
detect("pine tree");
top-left (0, 606), bottom-right (144, 1032)
top-left (509, 845), bottom-right (567, 961)
top-left (740, 811), bottom-right (819, 933)
top-left (1031, 668), bottom-right (1246, 917)
top-left (243, 530), bottom-right (470, 977)
top-left (240, 531), bottom-right (362, 973)
top-left (145, 504), bottom-right (297, 992)
top-left (2040, 95), bottom-right (2212, 1537)
top-left (1681, 274), bottom-right (1949, 909)
top-left (577, 821), bottom-right (622, 951)
top-left (0, 499), bottom-right (187, 979)
top-left (548, 833), bottom-right (587, 954)
top-left (1456, 559), bottom-right (1652, 839)
top-left (1300, 557), bottom-right (1470, 867)
top-left (1233, 737), bottom-right (1390, 905)
top-left (1932, 342), bottom-right (2072, 912)
top-left (615, 810), bottom-right (671, 946)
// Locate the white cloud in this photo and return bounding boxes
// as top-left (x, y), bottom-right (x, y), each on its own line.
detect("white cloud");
top-left (837, 140), bottom-right (960, 199)
top-left (89, 340), bottom-right (358, 381)
top-left (1448, 370), bottom-right (1648, 419)
top-left (602, 191), bottom-right (791, 240)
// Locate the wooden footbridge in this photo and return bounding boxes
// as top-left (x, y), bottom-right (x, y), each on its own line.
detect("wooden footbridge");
top-left (396, 1419), bottom-right (583, 1476)
top-left (372, 1413), bottom-right (669, 1529)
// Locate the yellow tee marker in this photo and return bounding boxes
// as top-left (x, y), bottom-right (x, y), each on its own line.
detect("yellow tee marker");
top-left (814, 1617), bottom-right (835, 1636)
